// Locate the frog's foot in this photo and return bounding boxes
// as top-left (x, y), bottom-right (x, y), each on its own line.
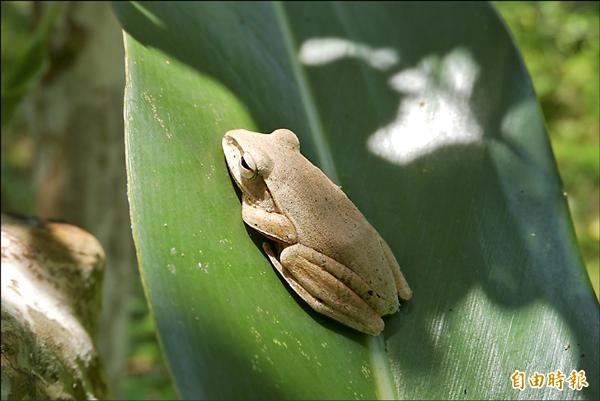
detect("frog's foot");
top-left (263, 242), bottom-right (384, 336)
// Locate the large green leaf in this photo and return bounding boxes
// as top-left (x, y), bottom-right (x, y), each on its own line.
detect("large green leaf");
top-left (115, 2), bottom-right (599, 399)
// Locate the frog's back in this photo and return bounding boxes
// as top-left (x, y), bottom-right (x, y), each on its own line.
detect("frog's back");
top-left (267, 151), bottom-right (399, 307)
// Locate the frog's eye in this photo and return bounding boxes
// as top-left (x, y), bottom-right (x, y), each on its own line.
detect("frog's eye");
top-left (239, 153), bottom-right (258, 179)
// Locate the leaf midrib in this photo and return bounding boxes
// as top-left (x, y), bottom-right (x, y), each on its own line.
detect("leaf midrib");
top-left (273, 1), bottom-right (339, 183)
top-left (273, 3), bottom-right (397, 399)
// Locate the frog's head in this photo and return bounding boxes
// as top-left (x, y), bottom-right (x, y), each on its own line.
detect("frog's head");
top-left (222, 129), bottom-right (300, 194)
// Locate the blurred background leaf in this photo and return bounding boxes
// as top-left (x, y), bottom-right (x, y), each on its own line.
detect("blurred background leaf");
top-left (0, 1), bottom-right (62, 126)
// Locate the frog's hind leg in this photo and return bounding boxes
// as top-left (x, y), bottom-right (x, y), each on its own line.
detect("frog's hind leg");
top-left (380, 239), bottom-right (412, 300)
top-left (263, 242), bottom-right (384, 336)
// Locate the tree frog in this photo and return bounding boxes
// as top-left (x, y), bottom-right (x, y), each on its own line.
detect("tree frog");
top-left (222, 128), bottom-right (412, 335)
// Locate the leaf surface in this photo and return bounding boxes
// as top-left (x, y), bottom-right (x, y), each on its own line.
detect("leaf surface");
top-left (116, 2), bottom-right (599, 399)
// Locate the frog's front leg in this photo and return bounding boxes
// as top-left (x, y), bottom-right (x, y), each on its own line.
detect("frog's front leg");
top-left (264, 243), bottom-right (384, 335)
top-left (242, 202), bottom-right (297, 244)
